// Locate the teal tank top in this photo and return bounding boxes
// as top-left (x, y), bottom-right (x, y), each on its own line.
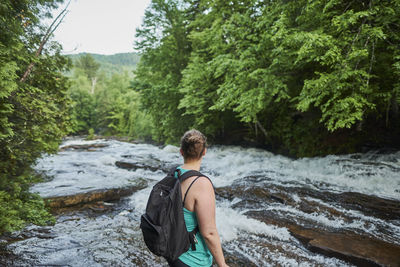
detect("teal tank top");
top-left (175, 167), bottom-right (213, 267)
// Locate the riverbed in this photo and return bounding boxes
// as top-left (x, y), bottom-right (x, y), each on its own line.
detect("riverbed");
top-left (1, 137), bottom-right (399, 266)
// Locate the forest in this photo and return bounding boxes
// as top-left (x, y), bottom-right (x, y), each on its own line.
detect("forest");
top-left (131, 0), bottom-right (400, 156)
top-left (67, 52), bottom-right (152, 139)
top-left (68, 52), bottom-right (140, 76)
top-left (1, 0), bottom-right (400, 234)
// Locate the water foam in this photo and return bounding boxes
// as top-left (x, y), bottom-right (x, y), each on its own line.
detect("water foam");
top-left (216, 200), bottom-right (291, 242)
top-left (201, 146), bottom-right (400, 200)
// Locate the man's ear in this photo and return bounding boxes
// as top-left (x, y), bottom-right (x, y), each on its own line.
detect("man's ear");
top-left (203, 147), bottom-right (207, 156)
top-left (180, 148), bottom-right (184, 156)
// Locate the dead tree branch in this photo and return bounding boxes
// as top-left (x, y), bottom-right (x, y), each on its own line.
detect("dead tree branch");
top-left (20, 1), bottom-right (70, 83)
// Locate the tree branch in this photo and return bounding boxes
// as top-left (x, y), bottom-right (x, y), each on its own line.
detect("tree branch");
top-left (256, 120), bottom-right (268, 138)
top-left (20, 1), bottom-right (70, 83)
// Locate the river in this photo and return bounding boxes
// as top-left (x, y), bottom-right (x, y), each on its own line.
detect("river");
top-left (1, 137), bottom-right (399, 266)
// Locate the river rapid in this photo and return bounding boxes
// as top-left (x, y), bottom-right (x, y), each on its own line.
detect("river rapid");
top-left (1, 137), bottom-right (400, 266)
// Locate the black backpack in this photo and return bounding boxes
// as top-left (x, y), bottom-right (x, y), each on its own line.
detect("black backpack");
top-left (140, 167), bottom-right (209, 262)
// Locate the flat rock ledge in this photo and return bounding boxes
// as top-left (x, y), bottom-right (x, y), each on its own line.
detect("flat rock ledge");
top-left (44, 180), bottom-right (147, 209)
top-left (59, 143), bottom-right (108, 151)
top-left (289, 226), bottom-right (400, 267)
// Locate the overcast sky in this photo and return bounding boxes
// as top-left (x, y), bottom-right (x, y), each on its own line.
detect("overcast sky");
top-left (48, 0), bottom-right (151, 55)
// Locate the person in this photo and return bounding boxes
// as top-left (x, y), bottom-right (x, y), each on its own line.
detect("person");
top-left (168, 129), bottom-right (229, 267)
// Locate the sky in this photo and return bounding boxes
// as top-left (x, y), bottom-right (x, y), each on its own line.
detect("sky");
top-left (48, 0), bottom-right (151, 55)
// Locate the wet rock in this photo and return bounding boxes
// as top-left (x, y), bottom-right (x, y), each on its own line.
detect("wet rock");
top-left (9, 235), bottom-right (98, 267)
top-left (0, 225), bottom-right (57, 244)
top-left (115, 161), bottom-right (160, 172)
top-left (92, 135), bottom-right (140, 144)
top-left (289, 226), bottom-right (400, 267)
top-left (247, 210), bottom-right (400, 267)
top-left (45, 179), bottom-right (147, 209)
top-left (337, 192), bottom-right (400, 221)
top-left (52, 201), bottom-right (117, 216)
top-left (0, 247), bottom-right (22, 267)
top-left (224, 249), bottom-right (258, 267)
top-left (59, 143), bottom-right (108, 151)
top-left (218, 176), bottom-right (400, 266)
top-left (115, 160), bottom-right (172, 173)
top-left (218, 175), bottom-right (400, 220)
top-left (289, 187), bottom-right (400, 221)
top-left (215, 180), bottom-right (296, 209)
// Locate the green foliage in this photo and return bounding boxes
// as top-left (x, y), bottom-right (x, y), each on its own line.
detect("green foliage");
top-left (69, 87), bottom-right (95, 133)
top-left (67, 67), bottom-right (96, 133)
top-left (68, 52), bottom-right (140, 77)
top-left (86, 128), bottom-right (95, 140)
top-left (67, 61), bottom-right (153, 140)
top-left (75, 53), bottom-right (100, 81)
top-left (69, 52), bottom-right (140, 67)
top-left (133, 0), bottom-right (400, 156)
top-left (0, 0), bottom-right (70, 234)
top-left (133, 0), bottom-right (196, 143)
top-left (95, 72), bottom-right (151, 137)
top-left (289, 0), bottom-right (394, 131)
top-left (66, 52), bottom-right (154, 140)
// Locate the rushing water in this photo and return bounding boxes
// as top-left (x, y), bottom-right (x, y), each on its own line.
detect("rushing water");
top-left (2, 138), bottom-right (400, 266)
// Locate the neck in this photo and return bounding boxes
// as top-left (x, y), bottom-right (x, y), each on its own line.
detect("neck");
top-left (182, 159), bottom-right (202, 171)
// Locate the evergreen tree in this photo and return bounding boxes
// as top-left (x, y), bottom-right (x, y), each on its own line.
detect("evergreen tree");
top-left (75, 53), bottom-right (100, 94)
top-left (0, 0), bottom-right (71, 233)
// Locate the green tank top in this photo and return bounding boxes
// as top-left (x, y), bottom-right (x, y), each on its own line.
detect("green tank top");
top-left (175, 167), bottom-right (213, 267)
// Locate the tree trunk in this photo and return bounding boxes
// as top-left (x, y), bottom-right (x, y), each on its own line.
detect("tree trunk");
top-left (20, 1), bottom-right (70, 83)
top-left (91, 77), bottom-right (97, 94)
top-left (391, 96), bottom-right (399, 118)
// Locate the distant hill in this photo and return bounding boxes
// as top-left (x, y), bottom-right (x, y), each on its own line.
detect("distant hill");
top-left (68, 52), bottom-right (140, 76)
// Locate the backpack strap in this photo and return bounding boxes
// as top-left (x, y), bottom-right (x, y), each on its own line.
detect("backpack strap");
top-left (179, 170), bottom-right (204, 206)
top-left (183, 176), bottom-right (201, 206)
top-left (176, 169), bottom-right (213, 252)
top-left (178, 170), bottom-right (213, 186)
top-left (169, 165), bottom-right (180, 176)
top-left (177, 170), bottom-right (203, 181)
top-left (178, 170), bottom-right (214, 203)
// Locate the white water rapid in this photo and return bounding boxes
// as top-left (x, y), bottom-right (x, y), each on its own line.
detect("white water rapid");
top-left (2, 137), bottom-right (399, 266)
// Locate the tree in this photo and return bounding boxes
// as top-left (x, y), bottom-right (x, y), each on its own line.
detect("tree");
top-left (0, 0), bottom-right (71, 233)
top-left (133, 0), bottom-right (194, 143)
top-left (180, 0), bottom-right (275, 139)
top-left (75, 53), bottom-right (100, 94)
top-left (134, 0), bottom-right (400, 156)
top-left (68, 70), bottom-right (96, 133)
top-left (93, 72), bottom-right (153, 138)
